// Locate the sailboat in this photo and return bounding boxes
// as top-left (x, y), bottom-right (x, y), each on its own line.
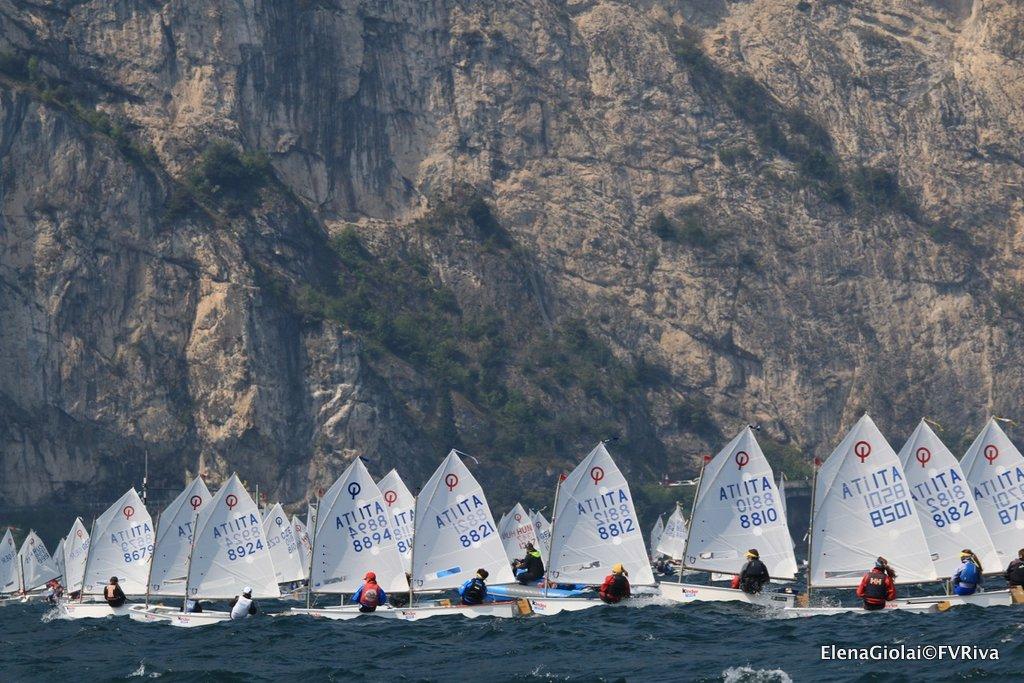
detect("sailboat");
top-left (660, 427), bottom-right (797, 607)
top-left (649, 515), bottom-right (665, 559)
top-left (53, 538), bottom-right (66, 584)
top-left (61, 488), bottom-right (155, 618)
top-left (62, 518), bottom-right (90, 596)
top-left (143, 477), bottom-right (213, 602)
top-left (531, 510), bottom-right (552, 564)
top-left (293, 515), bottom-right (312, 579)
top-left (0, 530), bottom-right (20, 603)
top-left (263, 503), bottom-right (306, 587)
top-left (960, 419), bottom-right (1024, 569)
top-left (130, 474), bottom-right (279, 626)
top-left (377, 469), bottom-right (415, 574)
top-left (289, 458), bottom-right (409, 619)
top-left (498, 503), bottom-right (541, 566)
top-left (522, 442), bottom-right (655, 616)
top-left (784, 415), bottom-right (941, 616)
top-left (387, 450), bottom-right (520, 620)
top-left (892, 420), bottom-right (1009, 608)
top-left (16, 531), bottom-right (61, 598)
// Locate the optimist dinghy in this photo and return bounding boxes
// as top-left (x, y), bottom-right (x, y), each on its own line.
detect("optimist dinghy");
top-left (289, 459), bottom-right (408, 620)
top-left (660, 427), bottom-right (798, 608)
top-left (782, 415), bottom-right (941, 617)
top-left (384, 450), bottom-right (521, 621)
top-left (61, 489), bottom-right (154, 619)
top-left (377, 469), bottom-right (416, 574)
top-left (0, 530), bottom-right (21, 604)
top-left (130, 474), bottom-right (279, 627)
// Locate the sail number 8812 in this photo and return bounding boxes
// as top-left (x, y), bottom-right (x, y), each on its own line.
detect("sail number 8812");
top-left (594, 504), bottom-right (635, 539)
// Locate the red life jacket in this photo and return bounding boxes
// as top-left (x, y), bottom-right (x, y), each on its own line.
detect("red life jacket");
top-left (360, 581), bottom-right (380, 607)
top-left (861, 570), bottom-right (889, 604)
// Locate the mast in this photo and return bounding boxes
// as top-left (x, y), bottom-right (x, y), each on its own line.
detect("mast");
top-left (182, 511), bottom-right (200, 610)
top-left (305, 498), bottom-right (320, 609)
top-left (18, 542), bottom-right (26, 595)
top-left (804, 458), bottom-right (821, 606)
top-left (408, 492), bottom-right (419, 608)
top-left (678, 455), bottom-right (709, 582)
top-left (144, 511), bottom-right (161, 608)
top-left (543, 473), bottom-right (566, 598)
top-left (78, 517), bottom-right (98, 603)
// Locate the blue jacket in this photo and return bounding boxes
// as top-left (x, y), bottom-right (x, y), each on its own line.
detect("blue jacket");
top-left (459, 577), bottom-right (487, 604)
top-left (351, 584), bottom-right (388, 606)
top-left (953, 560), bottom-right (981, 590)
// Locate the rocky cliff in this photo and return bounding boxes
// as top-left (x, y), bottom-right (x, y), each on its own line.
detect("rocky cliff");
top-left (2, 0), bottom-right (1023, 523)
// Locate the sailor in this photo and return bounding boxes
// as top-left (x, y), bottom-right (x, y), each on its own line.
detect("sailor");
top-left (738, 549), bottom-right (770, 594)
top-left (855, 557), bottom-right (896, 610)
top-left (952, 549), bottom-right (983, 596)
top-left (1004, 548), bottom-right (1024, 588)
top-left (229, 586), bottom-right (258, 620)
top-left (459, 568), bottom-right (489, 606)
top-left (352, 571), bottom-right (387, 613)
top-left (104, 576), bottom-right (126, 608)
top-left (598, 563), bottom-right (631, 604)
top-left (513, 543), bottom-right (545, 584)
top-left (45, 579), bottom-right (64, 604)
top-left (182, 598), bottom-right (203, 613)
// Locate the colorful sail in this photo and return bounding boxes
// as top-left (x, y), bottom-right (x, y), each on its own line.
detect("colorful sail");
top-left (811, 415), bottom-right (936, 587)
top-left (63, 518), bottom-right (90, 593)
top-left (186, 474), bottom-right (279, 599)
top-left (311, 458), bottom-right (409, 594)
top-left (547, 443), bottom-right (654, 585)
top-left (0, 530), bottom-right (19, 594)
top-left (411, 450), bottom-right (513, 591)
top-left (897, 420), bottom-right (1000, 576)
top-left (263, 503), bottom-right (306, 584)
top-left (82, 488), bottom-right (154, 595)
top-left (498, 503), bottom-right (540, 563)
top-left (377, 469), bottom-right (415, 574)
top-left (18, 531), bottom-right (60, 591)
top-left (960, 418), bottom-right (1024, 565)
top-left (655, 506), bottom-right (688, 561)
top-left (149, 477), bottom-right (212, 596)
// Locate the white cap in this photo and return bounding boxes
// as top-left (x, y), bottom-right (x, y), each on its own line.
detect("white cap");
top-left (243, 586), bottom-right (253, 594)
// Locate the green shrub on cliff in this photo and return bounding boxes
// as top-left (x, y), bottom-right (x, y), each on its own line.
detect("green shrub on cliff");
top-left (187, 141), bottom-right (271, 214)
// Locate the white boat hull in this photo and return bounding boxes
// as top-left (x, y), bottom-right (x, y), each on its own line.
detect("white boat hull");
top-left (528, 596), bottom-right (605, 615)
top-left (129, 604), bottom-right (235, 627)
top-left (782, 602), bottom-right (940, 617)
top-left (59, 601), bottom-right (131, 619)
top-left (659, 582), bottom-right (796, 608)
top-left (381, 601), bottom-right (520, 621)
top-left (287, 605), bottom-right (393, 620)
top-left (898, 590), bottom-right (1012, 608)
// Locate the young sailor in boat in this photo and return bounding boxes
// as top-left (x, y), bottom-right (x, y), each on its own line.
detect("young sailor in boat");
top-left (104, 577), bottom-right (126, 608)
top-left (181, 598), bottom-right (203, 613)
top-left (229, 587), bottom-right (258, 620)
top-left (951, 550), bottom-right (983, 596)
top-left (737, 549), bottom-right (770, 594)
top-left (598, 564), bottom-right (630, 604)
top-left (855, 557), bottom-right (897, 610)
top-left (1005, 549), bottom-right (1024, 588)
top-left (513, 543), bottom-right (545, 584)
top-left (45, 579), bottom-right (64, 604)
top-left (352, 571), bottom-right (387, 613)
top-left (459, 569), bottom-right (489, 605)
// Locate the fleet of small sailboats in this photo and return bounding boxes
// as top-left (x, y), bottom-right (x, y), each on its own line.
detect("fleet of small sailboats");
top-left (5, 414), bottom-right (1024, 623)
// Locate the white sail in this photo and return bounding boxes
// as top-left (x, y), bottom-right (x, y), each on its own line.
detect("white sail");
top-left (411, 450), bottom-right (514, 591)
top-left (811, 415), bottom-right (937, 587)
top-left (63, 518), bottom-right (90, 593)
top-left (186, 474), bottom-right (280, 599)
top-left (18, 531), bottom-right (60, 591)
top-left (897, 420), bottom-right (1001, 576)
top-left (53, 538), bottom-right (66, 580)
top-left (531, 511), bottom-right (552, 565)
top-left (263, 503), bottom-right (306, 584)
top-left (377, 469), bottom-right (415, 574)
top-left (655, 507), bottom-right (688, 561)
top-left (311, 459), bottom-right (409, 594)
top-left (82, 488), bottom-right (155, 595)
top-left (293, 516), bottom-right (312, 579)
top-left (149, 478), bottom-right (212, 596)
top-left (498, 502), bottom-right (541, 563)
top-left (649, 515), bottom-right (665, 557)
top-left (960, 418), bottom-right (1024, 565)
top-left (684, 428), bottom-right (797, 578)
top-left (548, 443), bottom-right (655, 585)
top-left (0, 530), bottom-right (19, 593)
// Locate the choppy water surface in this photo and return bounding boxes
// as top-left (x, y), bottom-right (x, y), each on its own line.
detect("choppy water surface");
top-left (1, 597), bottom-right (1021, 682)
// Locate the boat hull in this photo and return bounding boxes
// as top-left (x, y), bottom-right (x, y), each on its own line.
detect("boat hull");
top-left (782, 602), bottom-right (940, 617)
top-left (528, 596), bottom-right (605, 615)
top-left (128, 604), bottom-right (234, 627)
top-left (381, 600), bottom-right (521, 621)
top-left (287, 605), bottom-right (393, 620)
top-left (488, 584), bottom-right (589, 600)
top-left (59, 601), bottom-right (131, 619)
top-left (898, 590), bottom-right (1012, 608)
top-left (659, 582), bottom-right (796, 608)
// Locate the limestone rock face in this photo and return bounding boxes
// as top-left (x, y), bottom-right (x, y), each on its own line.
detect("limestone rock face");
top-left (2, 1), bottom-right (1023, 517)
